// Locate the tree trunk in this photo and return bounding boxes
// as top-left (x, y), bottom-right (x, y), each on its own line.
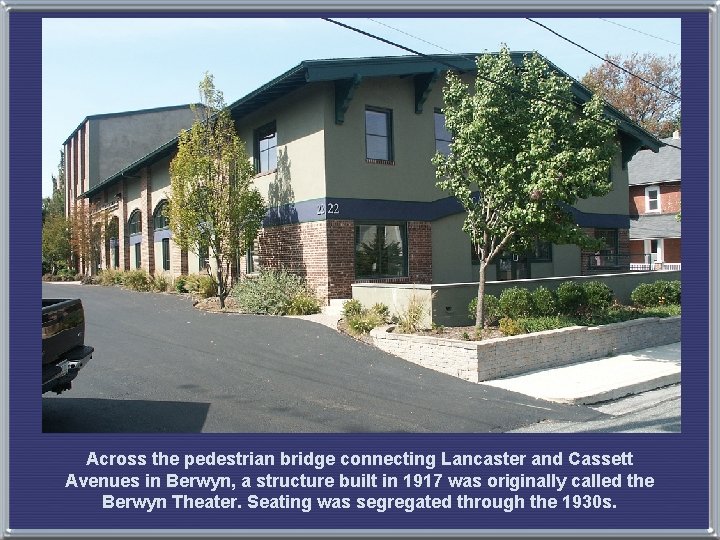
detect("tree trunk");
top-left (215, 257), bottom-right (226, 309)
top-left (476, 261), bottom-right (487, 329)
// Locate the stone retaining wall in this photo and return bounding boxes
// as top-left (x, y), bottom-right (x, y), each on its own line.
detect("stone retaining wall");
top-left (370, 316), bottom-right (680, 382)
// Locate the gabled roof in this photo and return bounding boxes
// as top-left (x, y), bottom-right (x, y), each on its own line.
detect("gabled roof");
top-left (82, 53), bottom-right (662, 199)
top-left (628, 135), bottom-right (681, 186)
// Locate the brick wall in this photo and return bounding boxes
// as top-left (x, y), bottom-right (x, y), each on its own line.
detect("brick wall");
top-left (408, 221), bottom-right (432, 284)
top-left (664, 238), bottom-right (681, 263)
top-left (371, 316), bottom-right (680, 382)
top-left (630, 182), bottom-right (681, 215)
top-left (326, 220), bottom-right (355, 299)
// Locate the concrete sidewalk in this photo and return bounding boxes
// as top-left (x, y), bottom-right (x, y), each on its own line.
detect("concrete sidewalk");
top-left (480, 342), bottom-right (681, 405)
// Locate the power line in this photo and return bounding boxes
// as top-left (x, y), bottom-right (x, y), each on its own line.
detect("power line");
top-left (526, 18), bottom-right (681, 101)
top-left (322, 18), bottom-right (679, 150)
top-left (367, 18), bottom-right (457, 55)
top-left (599, 18), bottom-right (680, 46)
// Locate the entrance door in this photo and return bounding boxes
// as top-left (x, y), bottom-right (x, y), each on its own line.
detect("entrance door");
top-left (496, 253), bottom-right (530, 280)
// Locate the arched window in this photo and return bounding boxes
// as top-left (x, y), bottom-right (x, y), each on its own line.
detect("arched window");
top-left (153, 200), bottom-right (170, 230)
top-left (128, 210), bottom-right (142, 235)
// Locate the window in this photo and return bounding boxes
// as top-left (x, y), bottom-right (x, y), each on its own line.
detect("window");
top-left (161, 238), bottom-right (170, 271)
top-left (434, 110), bottom-right (452, 155)
top-left (355, 223), bottom-right (407, 279)
top-left (645, 185), bottom-right (660, 213)
top-left (528, 240), bottom-right (552, 262)
top-left (255, 122), bottom-right (277, 174)
top-left (134, 242), bottom-right (141, 269)
top-left (153, 200), bottom-right (170, 230)
top-left (128, 210), bottom-right (142, 235)
top-left (199, 244), bottom-right (209, 271)
top-left (365, 108), bottom-right (393, 162)
top-left (593, 228), bottom-right (619, 267)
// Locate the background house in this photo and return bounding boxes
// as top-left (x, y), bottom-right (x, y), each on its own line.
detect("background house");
top-left (70, 53), bottom-right (661, 302)
top-left (627, 131), bottom-right (681, 270)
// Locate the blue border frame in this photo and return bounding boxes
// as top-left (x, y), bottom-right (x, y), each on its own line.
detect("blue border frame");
top-left (9, 9), bottom-right (711, 534)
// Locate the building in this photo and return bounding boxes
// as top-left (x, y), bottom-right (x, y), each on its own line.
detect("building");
top-left (627, 132), bottom-right (681, 270)
top-left (63, 104), bottom-right (197, 273)
top-left (71, 53), bottom-right (661, 302)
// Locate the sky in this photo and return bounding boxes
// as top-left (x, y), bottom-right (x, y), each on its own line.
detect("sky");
top-left (41, 15), bottom-right (681, 197)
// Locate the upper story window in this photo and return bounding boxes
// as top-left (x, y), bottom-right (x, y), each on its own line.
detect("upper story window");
top-left (365, 107), bottom-right (393, 163)
top-left (255, 122), bottom-right (277, 174)
top-left (153, 200), bottom-right (170, 230)
top-left (645, 185), bottom-right (660, 213)
top-left (434, 110), bottom-right (452, 155)
top-left (128, 210), bottom-right (142, 236)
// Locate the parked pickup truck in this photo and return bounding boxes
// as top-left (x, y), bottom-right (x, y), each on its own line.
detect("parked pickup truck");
top-left (42, 299), bottom-right (94, 394)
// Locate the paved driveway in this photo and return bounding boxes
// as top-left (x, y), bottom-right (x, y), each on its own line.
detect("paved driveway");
top-left (42, 282), bottom-right (602, 432)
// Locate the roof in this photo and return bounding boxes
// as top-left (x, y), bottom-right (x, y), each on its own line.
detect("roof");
top-left (82, 53), bottom-right (663, 199)
top-left (629, 212), bottom-right (681, 240)
top-left (62, 104), bottom-right (199, 146)
top-left (628, 135), bottom-right (681, 186)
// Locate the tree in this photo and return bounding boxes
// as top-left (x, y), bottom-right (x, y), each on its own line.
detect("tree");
top-left (168, 73), bottom-right (266, 309)
top-left (433, 47), bottom-right (617, 328)
top-left (42, 151), bottom-right (71, 273)
top-left (581, 52), bottom-right (680, 138)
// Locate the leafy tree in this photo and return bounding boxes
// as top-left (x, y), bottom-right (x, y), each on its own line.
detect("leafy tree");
top-left (433, 47), bottom-right (617, 328)
top-left (42, 213), bottom-right (71, 274)
top-left (42, 151), bottom-right (70, 273)
top-left (168, 73), bottom-right (266, 308)
top-left (581, 52), bottom-right (680, 137)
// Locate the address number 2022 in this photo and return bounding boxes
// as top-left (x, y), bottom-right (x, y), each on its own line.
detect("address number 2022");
top-left (317, 202), bottom-right (340, 216)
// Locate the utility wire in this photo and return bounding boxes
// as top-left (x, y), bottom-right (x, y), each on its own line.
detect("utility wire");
top-left (367, 18), bottom-right (457, 55)
top-left (322, 18), bottom-right (679, 150)
top-left (526, 18), bottom-right (681, 101)
top-left (599, 18), bottom-right (680, 46)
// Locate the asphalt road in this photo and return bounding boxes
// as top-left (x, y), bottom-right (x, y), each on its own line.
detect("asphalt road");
top-left (42, 282), bottom-right (604, 433)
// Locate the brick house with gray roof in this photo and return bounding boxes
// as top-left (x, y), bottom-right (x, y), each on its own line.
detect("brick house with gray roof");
top-left (627, 132), bottom-right (681, 270)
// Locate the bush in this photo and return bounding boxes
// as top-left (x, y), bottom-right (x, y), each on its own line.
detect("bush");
top-left (151, 273), bottom-right (172, 293)
top-left (346, 310), bottom-right (385, 335)
top-left (81, 274), bottom-right (96, 285)
top-left (516, 316), bottom-right (576, 334)
top-left (174, 276), bottom-right (188, 293)
top-left (631, 280), bottom-right (681, 307)
top-left (468, 294), bottom-right (500, 326)
top-left (531, 287), bottom-right (557, 316)
top-left (194, 275), bottom-right (218, 299)
top-left (582, 281), bottom-right (614, 314)
top-left (342, 299), bottom-right (363, 318)
top-left (499, 317), bottom-right (523, 336)
top-left (499, 287), bottom-right (534, 319)
top-left (98, 269), bottom-right (122, 286)
top-left (232, 269), bottom-right (316, 315)
top-left (121, 269), bottom-right (151, 292)
top-left (286, 292), bottom-right (322, 315)
top-left (396, 292), bottom-right (430, 334)
top-left (370, 303), bottom-right (390, 321)
top-left (556, 281), bottom-right (587, 316)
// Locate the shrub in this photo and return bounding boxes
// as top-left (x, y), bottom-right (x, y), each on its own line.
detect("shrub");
top-left (499, 287), bottom-right (533, 319)
top-left (370, 303), bottom-right (390, 321)
top-left (194, 275), bottom-right (218, 299)
top-left (556, 281), bottom-right (587, 316)
top-left (582, 281), bottom-right (614, 314)
top-left (174, 276), bottom-right (188, 293)
top-left (516, 316), bottom-right (576, 334)
top-left (122, 269), bottom-right (151, 292)
top-left (81, 274), bottom-right (96, 285)
top-left (499, 317), bottom-right (523, 336)
top-left (98, 269), bottom-right (121, 286)
top-left (232, 269), bottom-right (314, 315)
top-left (342, 299), bottom-right (363, 318)
top-left (151, 273), bottom-right (171, 293)
top-left (531, 287), bottom-right (557, 316)
top-left (346, 310), bottom-right (385, 335)
top-left (631, 280), bottom-right (681, 307)
top-left (286, 292), bottom-right (322, 315)
top-left (468, 294), bottom-right (500, 326)
top-left (396, 292), bottom-right (431, 334)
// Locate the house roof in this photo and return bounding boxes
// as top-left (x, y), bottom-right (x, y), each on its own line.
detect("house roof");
top-left (81, 52), bottom-right (663, 199)
top-left (628, 135), bottom-right (681, 186)
top-left (62, 104), bottom-right (199, 146)
top-left (629, 212), bottom-right (681, 240)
